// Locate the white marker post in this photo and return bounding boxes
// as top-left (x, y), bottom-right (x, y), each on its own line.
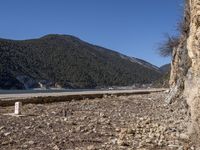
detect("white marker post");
top-left (14, 102), bottom-right (22, 115)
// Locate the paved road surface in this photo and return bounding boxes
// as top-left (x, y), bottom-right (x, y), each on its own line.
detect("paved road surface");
top-left (0, 88), bottom-right (167, 101)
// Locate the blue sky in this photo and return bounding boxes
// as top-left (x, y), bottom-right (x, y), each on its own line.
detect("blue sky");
top-left (0, 0), bottom-right (184, 67)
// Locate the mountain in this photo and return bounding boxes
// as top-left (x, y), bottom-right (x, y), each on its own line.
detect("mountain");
top-left (153, 71), bottom-right (170, 88)
top-left (159, 64), bottom-right (171, 73)
top-left (153, 64), bottom-right (171, 88)
top-left (0, 34), bottom-right (162, 89)
top-left (130, 57), bottom-right (160, 72)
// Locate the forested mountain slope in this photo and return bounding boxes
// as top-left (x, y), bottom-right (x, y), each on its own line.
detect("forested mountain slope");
top-left (0, 34), bottom-right (162, 89)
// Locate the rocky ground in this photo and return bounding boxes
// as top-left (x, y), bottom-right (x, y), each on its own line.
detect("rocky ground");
top-left (0, 92), bottom-right (194, 150)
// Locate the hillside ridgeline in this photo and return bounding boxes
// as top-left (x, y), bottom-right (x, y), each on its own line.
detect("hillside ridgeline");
top-left (0, 34), bottom-right (162, 89)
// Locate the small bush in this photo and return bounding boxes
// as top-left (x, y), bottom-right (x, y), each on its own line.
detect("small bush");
top-left (158, 34), bottom-right (180, 57)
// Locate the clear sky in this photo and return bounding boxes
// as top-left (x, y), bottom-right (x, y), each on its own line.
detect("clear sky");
top-left (0, 0), bottom-right (184, 67)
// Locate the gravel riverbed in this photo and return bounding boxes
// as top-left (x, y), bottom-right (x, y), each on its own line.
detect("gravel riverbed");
top-left (0, 92), bottom-right (193, 150)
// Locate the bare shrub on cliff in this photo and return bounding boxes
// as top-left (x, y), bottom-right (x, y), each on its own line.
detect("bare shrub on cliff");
top-left (177, 19), bottom-right (189, 36)
top-left (158, 34), bottom-right (180, 57)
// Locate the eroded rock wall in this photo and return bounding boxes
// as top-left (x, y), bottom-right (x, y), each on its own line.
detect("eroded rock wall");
top-left (170, 0), bottom-right (200, 146)
top-left (166, 0), bottom-right (191, 104)
top-left (184, 0), bottom-right (200, 145)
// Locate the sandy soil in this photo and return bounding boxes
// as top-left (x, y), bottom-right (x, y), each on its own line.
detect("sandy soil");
top-left (0, 92), bottom-right (193, 150)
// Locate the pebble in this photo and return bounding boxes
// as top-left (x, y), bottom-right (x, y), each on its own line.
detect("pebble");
top-left (87, 145), bottom-right (95, 150)
top-left (28, 140), bottom-right (35, 145)
top-left (53, 145), bottom-right (60, 150)
top-left (179, 133), bottom-right (189, 140)
top-left (117, 139), bottom-right (129, 146)
top-left (0, 126), bottom-right (5, 131)
top-left (4, 132), bottom-right (11, 136)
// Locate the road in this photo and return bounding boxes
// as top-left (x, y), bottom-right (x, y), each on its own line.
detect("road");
top-left (0, 88), bottom-right (166, 100)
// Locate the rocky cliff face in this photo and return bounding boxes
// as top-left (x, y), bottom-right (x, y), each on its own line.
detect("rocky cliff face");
top-left (169, 0), bottom-right (200, 146)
